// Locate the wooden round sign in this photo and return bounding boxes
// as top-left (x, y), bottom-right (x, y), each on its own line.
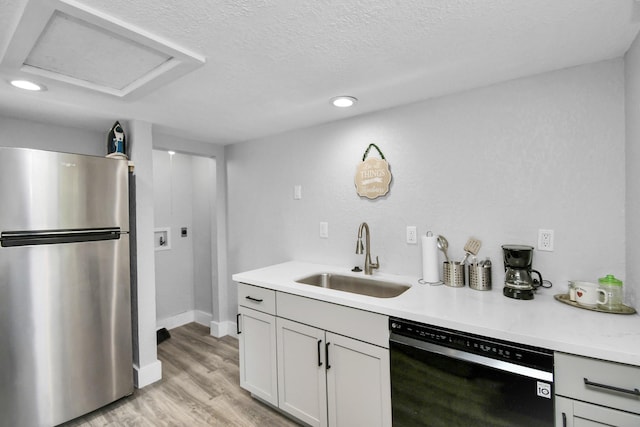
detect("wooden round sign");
top-left (355, 144), bottom-right (392, 199)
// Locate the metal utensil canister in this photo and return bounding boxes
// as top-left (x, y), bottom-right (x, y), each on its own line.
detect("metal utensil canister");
top-left (469, 263), bottom-right (492, 291)
top-left (443, 261), bottom-right (465, 287)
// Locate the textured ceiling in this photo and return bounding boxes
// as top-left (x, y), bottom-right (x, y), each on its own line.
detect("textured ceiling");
top-left (0, 0), bottom-right (639, 145)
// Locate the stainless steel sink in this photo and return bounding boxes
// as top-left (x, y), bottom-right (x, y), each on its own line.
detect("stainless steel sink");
top-left (295, 273), bottom-right (410, 298)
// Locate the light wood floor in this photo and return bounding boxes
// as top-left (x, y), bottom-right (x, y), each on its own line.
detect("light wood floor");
top-left (62, 323), bottom-right (299, 427)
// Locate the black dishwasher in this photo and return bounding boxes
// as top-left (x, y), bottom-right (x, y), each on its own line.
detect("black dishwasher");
top-left (390, 318), bottom-right (554, 427)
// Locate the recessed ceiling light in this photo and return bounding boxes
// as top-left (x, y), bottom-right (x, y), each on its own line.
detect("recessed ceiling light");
top-left (331, 96), bottom-right (357, 108)
top-left (10, 79), bottom-right (45, 91)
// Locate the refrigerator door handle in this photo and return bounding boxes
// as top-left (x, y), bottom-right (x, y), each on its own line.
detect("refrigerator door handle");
top-left (1, 228), bottom-right (121, 247)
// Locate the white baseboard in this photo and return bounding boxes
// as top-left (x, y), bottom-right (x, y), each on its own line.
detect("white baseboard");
top-left (194, 309), bottom-right (212, 327)
top-left (210, 320), bottom-right (237, 338)
top-left (157, 309), bottom-right (212, 331)
top-left (157, 311), bottom-right (193, 330)
top-left (134, 359), bottom-right (162, 388)
top-left (157, 311), bottom-right (237, 339)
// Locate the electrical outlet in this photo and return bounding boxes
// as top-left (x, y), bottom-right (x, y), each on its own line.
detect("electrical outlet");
top-left (406, 226), bottom-right (417, 244)
top-left (538, 229), bottom-right (554, 251)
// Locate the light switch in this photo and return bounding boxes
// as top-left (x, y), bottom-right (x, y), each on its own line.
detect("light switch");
top-left (294, 185), bottom-right (302, 200)
top-left (319, 222), bottom-right (328, 238)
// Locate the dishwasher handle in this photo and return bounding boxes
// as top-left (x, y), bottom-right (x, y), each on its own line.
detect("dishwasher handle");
top-left (390, 332), bottom-right (553, 383)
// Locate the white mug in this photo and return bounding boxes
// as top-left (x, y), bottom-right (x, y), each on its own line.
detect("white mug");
top-left (573, 281), bottom-right (608, 307)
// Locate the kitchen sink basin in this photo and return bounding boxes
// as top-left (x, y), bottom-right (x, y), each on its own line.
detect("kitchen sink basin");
top-left (295, 273), bottom-right (410, 298)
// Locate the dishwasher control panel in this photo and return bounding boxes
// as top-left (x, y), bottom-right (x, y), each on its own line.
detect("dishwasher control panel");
top-left (390, 317), bottom-right (553, 372)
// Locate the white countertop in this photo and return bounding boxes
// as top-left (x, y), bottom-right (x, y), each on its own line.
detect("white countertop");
top-left (232, 261), bottom-right (640, 366)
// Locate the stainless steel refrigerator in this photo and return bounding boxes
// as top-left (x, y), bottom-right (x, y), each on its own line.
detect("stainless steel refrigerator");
top-left (0, 148), bottom-right (134, 426)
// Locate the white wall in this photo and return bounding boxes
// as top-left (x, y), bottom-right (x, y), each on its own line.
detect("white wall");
top-left (0, 115), bottom-right (103, 155)
top-left (192, 155), bottom-right (216, 316)
top-left (127, 120), bottom-right (162, 387)
top-left (625, 32), bottom-right (640, 308)
top-left (153, 150), bottom-right (215, 328)
top-left (153, 150), bottom-right (195, 324)
top-left (152, 132), bottom-right (230, 336)
top-left (226, 59), bottom-right (628, 309)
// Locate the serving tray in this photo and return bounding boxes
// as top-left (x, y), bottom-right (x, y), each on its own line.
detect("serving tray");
top-left (554, 293), bottom-right (637, 315)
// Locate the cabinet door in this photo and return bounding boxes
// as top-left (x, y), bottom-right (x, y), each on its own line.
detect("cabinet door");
top-left (276, 318), bottom-right (328, 427)
top-left (238, 306), bottom-right (278, 406)
top-left (556, 396), bottom-right (575, 427)
top-left (556, 396), bottom-right (640, 427)
top-left (326, 332), bottom-right (391, 427)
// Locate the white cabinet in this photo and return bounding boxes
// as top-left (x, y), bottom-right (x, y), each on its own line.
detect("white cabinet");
top-left (237, 283), bottom-right (391, 427)
top-left (276, 317), bottom-right (391, 427)
top-left (556, 396), bottom-right (640, 427)
top-left (276, 293), bottom-right (391, 427)
top-left (555, 352), bottom-right (640, 427)
top-left (237, 284), bottom-right (278, 406)
top-left (325, 332), bottom-right (391, 427)
top-left (276, 317), bottom-right (327, 426)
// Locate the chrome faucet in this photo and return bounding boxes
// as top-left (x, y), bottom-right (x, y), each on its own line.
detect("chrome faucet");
top-left (356, 222), bottom-right (379, 275)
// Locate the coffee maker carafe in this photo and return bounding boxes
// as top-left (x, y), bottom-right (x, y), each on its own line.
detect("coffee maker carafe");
top-left (502, 245), bottom-right (543, 300)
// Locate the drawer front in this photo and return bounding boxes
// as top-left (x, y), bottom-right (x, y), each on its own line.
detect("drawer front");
top-left (276, 292), bottom-right (388, 348)
top-left (555, 352), bottom-right (640, 415)
top-left (238, 283), bottom-right (276, 315)
top-left (556, 396), bottom-right (640, 427)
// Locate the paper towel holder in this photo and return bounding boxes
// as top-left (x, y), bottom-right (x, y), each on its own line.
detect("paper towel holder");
top-left (419, 231), bottom-right (444, 285)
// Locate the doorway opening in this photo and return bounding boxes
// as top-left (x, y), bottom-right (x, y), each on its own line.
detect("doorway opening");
top-left (152, 150), bottom-right (217, 331)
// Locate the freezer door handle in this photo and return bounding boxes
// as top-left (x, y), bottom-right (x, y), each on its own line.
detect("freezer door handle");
top-left (1, 228), bottom-right (122, 247)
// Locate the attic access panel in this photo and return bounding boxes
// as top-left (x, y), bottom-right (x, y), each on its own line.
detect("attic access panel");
top-left (25, 11), bottom-right (172, 91)
top-left (0, 0), bottom-right (205, 99)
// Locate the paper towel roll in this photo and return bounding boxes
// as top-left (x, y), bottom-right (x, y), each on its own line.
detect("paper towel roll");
top-left (421, 233), bottom-right (440, 283)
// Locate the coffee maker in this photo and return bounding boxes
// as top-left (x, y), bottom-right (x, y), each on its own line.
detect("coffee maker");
top-left (502, 245), bottom-right (543, 300)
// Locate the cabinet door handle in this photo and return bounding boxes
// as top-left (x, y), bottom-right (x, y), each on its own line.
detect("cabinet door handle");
top-left (236, 313), bottom-right (241, 334)
top-left (583, 378), bottom-right (640, 396)
top-left (325, 342), bottom-right (331, 370)
top-left (562, 412), bottom-right (566, 427)
top-left (245, 296), bottom-right (263, 303)
top-left (317, 340), bottom-right (323, 367)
